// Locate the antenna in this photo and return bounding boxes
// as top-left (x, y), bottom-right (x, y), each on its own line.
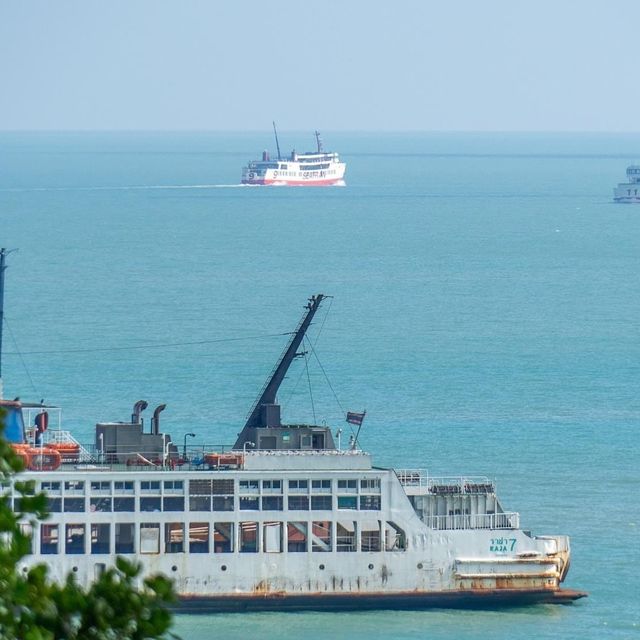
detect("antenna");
top-left (315, 131), bottom-right (323, 153)
top-left (0, 248), bottom-right (18, 399)
top-left (272, 121), bottom-right (282, 161)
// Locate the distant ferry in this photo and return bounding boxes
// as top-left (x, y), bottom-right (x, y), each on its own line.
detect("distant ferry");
top-left (613, 164), bottom-right (640, 203)
top-left (241, 124), bottom-right (346, 186)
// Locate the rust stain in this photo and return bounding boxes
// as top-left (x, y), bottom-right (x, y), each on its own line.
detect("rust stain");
top-left (253, 580), bottom-right (271, 594)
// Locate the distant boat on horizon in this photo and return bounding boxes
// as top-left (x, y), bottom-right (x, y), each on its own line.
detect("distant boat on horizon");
top-left (241, 123), bottom-right (346, 186)
top-left (613, 164), bottom-right (640, 203)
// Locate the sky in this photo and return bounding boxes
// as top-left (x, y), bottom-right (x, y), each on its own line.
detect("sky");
top-left (1, 0), bottom-right (639, 132)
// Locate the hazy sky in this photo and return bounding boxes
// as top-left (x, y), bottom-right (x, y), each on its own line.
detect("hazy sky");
top-left (1, 1), bottom-right (639, 131)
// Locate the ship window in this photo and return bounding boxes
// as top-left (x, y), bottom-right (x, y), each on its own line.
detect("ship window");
top-left (189, 479), bottom-right (212, 495)
top-left (64, 481), bottom-right (84, 493)
top-left (41, 523), bottom-right (59, 554)
top-left (189, 522), bottom-right (209, 553)
top-left (360, 479), bottom-right (380, 492)
top-left (311, 521), bottom-right (332, 552)
top-left (359, 495), bottom-right (381, 510)
top-left (64, 498), bottom-right (85, 512)
top-left (262, 496), bottom-right (283, 511)
top-left (40, 481), bottom-right (61, 493)
top-left (263, 522), bottom-right (283, 553)
top-left (47, 497), bottom-right (62, 512)
top-left (239, 480), bottom-right (259, 493)
top-left (91, 523), bottom-right (110, 554)
top-left (140, 481), bottom-right (160, 493)
top-left (385, 521), bottom-right (406, 551)
top-left (65, 524), bottom-right (86, 554)
top-left (90, 497), bottom-right (112, 512)
top-left (164, 480), bottom-right (183, 490)
top-left (287, 522), bottom-right (307, 552)
top-left (288, 480), bottom-right (308, 491)
top-left (336, 521), bottom-right (357, 552)
top-left (114, 497), bottom-right (135, 512)
top-left (163, 497), bottom-right (185, 512)
top-left (140, 497), bottom-right (161, 512)
top-left (240, 497), bottom-right (260, 510)
top-left (189, 496), bottom-right (211, 511)
top-left (360, 521), bottom-right (381, 552)
top-left (213, 523), bottom-right (234, 553)
top-left (239, 521), bottom-right (258, 553)
top-left (140, 523), bottom-right (160, 554)
top-left (280, 164), bottom-right (288, 170)
top-left (337, 480), bottom-right (357, 492)
top-left (115, 523), bottom-right (135, 554)
top-left (90, 481), bottom-right (111, 493)
top-left (311, 496), bottom-right (332, 510)
top-left (212, 480), bottom-right (234, 495)
top-left (165, 523), bottom-right (185, 553)
top-left (262, 480), bottom-right (282, 492)
top-left (337, 496), bottom-right (357, 510)
top-left (212, 496), bottom-right (234, 511)
top-left (311, 479), bottom-right (331, 492)
top-left (288, 496), bottom-right (309, 510)
top-left (114, 481), bottom-right (134, 493)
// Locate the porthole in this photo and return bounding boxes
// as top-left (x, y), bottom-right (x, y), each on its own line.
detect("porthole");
top-left (319, 564), bottom-right (325, 570)
top-left (72, 566), bottom-right (78, 573)
top-left (417, 563), bottom-right (423, 569)
top-left (171, 565), bottom-right (177, 572)
top-left (368, 564), bottom-right (374, 570)
top-left (221, 565), bottom-right (227, 572)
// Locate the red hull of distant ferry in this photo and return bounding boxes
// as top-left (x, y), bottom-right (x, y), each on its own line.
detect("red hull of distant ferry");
top-left (241, 178), bottom-right (343, 186)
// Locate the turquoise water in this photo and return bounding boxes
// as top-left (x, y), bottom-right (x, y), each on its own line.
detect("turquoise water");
top-left (1, 132), bottom-right (639, 638)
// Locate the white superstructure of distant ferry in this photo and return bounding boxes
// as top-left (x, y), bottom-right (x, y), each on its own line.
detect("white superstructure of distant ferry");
top-left (613, 164), bottom-right (640, 203)
top-left (241, 124), bottom-right (345, 186)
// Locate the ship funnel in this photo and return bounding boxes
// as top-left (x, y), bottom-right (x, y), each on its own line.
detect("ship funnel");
top-left (151, 404), bottom-right (166, 435)
top-left (132, 400), bottom-right (148, 426)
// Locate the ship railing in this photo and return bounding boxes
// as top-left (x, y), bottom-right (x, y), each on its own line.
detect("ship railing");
top-left (424, 511), bottom-right (519, 530)
top-left (242, 449), bottom-right (370, 457)
top-left (395, 470), bottom-right (496, 494)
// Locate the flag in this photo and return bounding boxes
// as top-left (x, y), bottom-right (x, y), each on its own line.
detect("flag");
top-left (346, 411), bottom-right (366, 426)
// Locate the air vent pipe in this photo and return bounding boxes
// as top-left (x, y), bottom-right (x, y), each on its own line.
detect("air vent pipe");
top-left (151, 404), bottom-right (166, 435)
top-left (132, 400), bottom-right (148, 426)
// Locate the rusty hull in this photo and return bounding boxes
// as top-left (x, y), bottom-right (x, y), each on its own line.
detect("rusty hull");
top-left (176, 587), bottom-right (587, 614)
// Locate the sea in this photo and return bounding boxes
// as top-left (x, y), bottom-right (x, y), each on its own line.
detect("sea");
top-left (1, 131), bottom-right (639, 639)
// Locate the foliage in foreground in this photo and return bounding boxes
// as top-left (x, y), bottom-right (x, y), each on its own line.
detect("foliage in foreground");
top-left (0, 414), bottom-right (177, 640)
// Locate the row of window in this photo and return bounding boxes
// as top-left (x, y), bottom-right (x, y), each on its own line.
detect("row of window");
top-left (30, 494), bottom-right (381, 514)
top-left (33, 520), bottom-right (406, 556)
top-left (33, 478), bottom-right (380, 496)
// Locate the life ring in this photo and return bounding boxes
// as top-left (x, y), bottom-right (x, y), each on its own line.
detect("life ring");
top-left (203, 452), bottom-right (221, 466)
top-left (46, 442), bottom-right (80, 462)
top-left (11, 444), bottom-right (31, 468)
top-left (27, 448), bottom-right (61, 471)
top-left (203, 452), bottom-right (244, 467)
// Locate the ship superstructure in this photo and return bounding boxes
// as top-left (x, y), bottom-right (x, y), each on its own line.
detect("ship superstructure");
top-left (613, 164), bottom-right (640, 202)
top-left (1, 260), bottom-right (585, 611)
top-left (241, 124), bottom-right (346, 186)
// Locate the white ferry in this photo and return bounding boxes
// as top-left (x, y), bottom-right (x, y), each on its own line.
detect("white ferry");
top-left (613, 164), bottom-right (640, 202)
top-left (1, 258), bottom-right (585, 612)
top-left (241, 124), bottom-right (346, 186)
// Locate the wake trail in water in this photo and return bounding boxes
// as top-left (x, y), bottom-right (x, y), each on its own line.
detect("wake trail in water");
top-left (0, 183), bottom-right (253, 193)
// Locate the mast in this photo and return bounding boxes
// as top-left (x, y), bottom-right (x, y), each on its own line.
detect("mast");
top-left (315, 131), bottom-right (323, 153)
top-left (272, 121), bottom-right (282, 161)
top-left (242, 294), bottom-right (325, 430)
